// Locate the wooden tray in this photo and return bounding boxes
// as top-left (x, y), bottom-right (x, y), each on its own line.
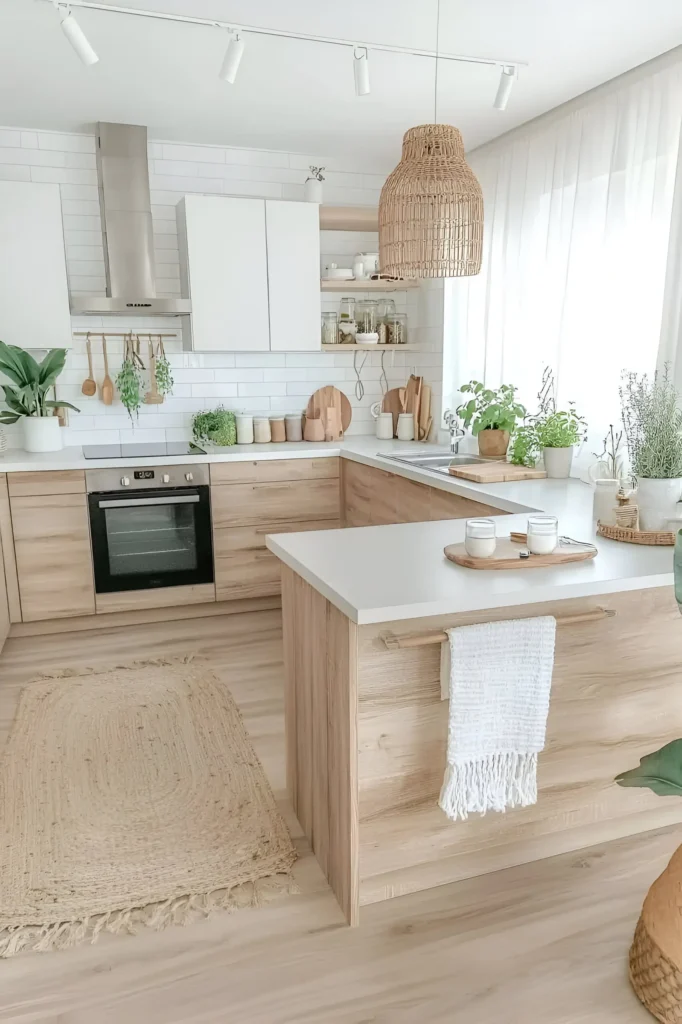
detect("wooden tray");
top-left (597, 522), bottom-right (676, 546)
top-left (448, 461), bottom-right (547, 484)
top-left (306, 387), bottom-right (352, 438)
top-left (444, 535), bottom-right (597, 570)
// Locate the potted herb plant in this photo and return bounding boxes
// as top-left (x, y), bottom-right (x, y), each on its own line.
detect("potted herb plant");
top-left (191, 407), bottom-right (237, 447)
top-left (509, 368), bottom-right (586, 478)
top-left (0, 341), bottom-right (79, 452)
top-left (620, 367), bottom-right (682, 531)
top-left (456, 381), bottom-right (526, 458)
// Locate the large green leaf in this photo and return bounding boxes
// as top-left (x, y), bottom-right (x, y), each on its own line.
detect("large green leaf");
top-left (15, 348), bottom-right (40, 384)
top-left (43, 399), bottom-right (80, 413)
top-left (0, 341), bottom-right (32, 387)
top-left (0, 412), bottom-right (19, 424)
top-left (1, 384), bottom-right (30, 415)
top-left (615, 740), bottom-right (682, 796)
top-left (38, 349), bottom-right (67, 387)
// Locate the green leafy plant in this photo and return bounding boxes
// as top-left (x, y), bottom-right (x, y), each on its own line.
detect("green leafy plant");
top-left (115, 355), bottom-right (143, 421)
top-left (191, 407), bottom-right (237, 447)
top-left (154, 340), bottom-right (173, 398)
top-left (620, 367), bottom-right (682, 479)
top-left (0, 341), bottom-right (79, 423)
top-left (535, 408), bottom-right (585, 448)
top-left (508, 367), bottom-right (586, 465)
top-left (509, 424), bottom-right (541, 468)
top-left (456, 381), bottom-right (526, 435)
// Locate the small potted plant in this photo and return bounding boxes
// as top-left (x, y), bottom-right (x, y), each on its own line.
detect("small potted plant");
top-left (620, 367), bottom-right (682, 531)
top-left (0, 341), bottom-right (79, 452)
top-left (456, 381), bottom-right (526, 458)
top-left (191, 407), bottom-right (237, 447)
top-left (509, 368), bottom-right (586, 478)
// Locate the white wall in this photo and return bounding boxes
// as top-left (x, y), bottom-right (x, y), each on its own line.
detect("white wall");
top-left (0, 127), bottom-right (443, 447)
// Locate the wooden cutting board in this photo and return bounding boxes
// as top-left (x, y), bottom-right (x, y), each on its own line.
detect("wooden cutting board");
top-left (382, 388), bottom-right (404, 436)
top-left (444, 536), bottom-right (597, 570)
top-left (448, 461), bottom-right (547, 483)
top-left (306, 387), bottom-right (352, 438)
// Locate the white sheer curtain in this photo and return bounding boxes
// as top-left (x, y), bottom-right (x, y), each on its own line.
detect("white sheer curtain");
top-left (444, 50), bottom-right (682, 464)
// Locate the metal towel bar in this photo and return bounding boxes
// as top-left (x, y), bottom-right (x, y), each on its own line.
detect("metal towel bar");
top-left (382, 607), bottom-right (616, 650)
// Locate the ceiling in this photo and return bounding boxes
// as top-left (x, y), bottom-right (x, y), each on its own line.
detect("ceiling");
top-left (1, 0), bottom-right (680, 167)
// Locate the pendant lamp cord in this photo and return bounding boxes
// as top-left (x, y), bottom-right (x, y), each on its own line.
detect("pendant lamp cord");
top-left (433, 0), bottom-right (441, 123)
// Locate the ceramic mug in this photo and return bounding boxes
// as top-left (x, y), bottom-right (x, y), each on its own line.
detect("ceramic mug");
top-left (397, 413), bottom-right (415, 442)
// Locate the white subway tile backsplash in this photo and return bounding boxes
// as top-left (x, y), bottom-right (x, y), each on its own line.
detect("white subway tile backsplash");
top-left (161, 143), bottom-right (225, 164)
top-left (0, 166), bottom-right (30, 182)
top-left (238, 382), bottom-right (287, 397)
top-left (38, 132), bottom-right (95, 153)
top-left (0, 130), bottom-right (21, 148)
top-left (191, 383), bottom-right (239, 398)
top-left (235, 353), bottom-right (285, 368)
top-left (31, 166), bottom-right (98, 186)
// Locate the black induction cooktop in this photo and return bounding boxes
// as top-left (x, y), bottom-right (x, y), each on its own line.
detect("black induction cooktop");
top-left (82, 442), bottom-right (207, 460)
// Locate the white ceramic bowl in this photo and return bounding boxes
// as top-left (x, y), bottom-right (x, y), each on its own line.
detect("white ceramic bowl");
top-left (356, 333), bottom-right (379, 344)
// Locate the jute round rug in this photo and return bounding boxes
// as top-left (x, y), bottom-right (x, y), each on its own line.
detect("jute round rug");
top-left (0, 657), bottom-right (296, 956)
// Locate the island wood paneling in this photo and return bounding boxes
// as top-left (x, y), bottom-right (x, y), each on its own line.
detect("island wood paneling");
top-left (11, 491), bottom-right (95, 621)
top-left (0, 475), bottom-right (21, 622)
top-left (355, 587), bottom-right (682, 907)
top-left (281, 566), bottom-right (359, 925)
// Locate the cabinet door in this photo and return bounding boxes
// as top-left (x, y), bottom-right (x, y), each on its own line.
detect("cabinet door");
top-left (0, 181), bottom-right (72, 349)
top-left (266, 200), bottom-right (321, 352)
top-left (178, 195), bottom-right (270, 352)
top-left (11, 492), bottom-right (95, 622)
top-left (0, 503), bottom-right (9, 654)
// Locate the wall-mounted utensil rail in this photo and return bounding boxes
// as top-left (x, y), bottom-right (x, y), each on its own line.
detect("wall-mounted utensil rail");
top-left (73, 331), bottom-right (180, 339)
top-left (382, 607), bottom-right (616, 649)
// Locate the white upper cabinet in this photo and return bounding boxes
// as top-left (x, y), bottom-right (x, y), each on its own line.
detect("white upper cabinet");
top-left (177, 195), bottom-right (320, 352)
top-left (265, 200), bottom-right (321, 352)
top-left (0, 181), bottom-right (72, 350)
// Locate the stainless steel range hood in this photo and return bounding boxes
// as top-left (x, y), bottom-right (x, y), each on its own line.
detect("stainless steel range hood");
top-left (70, 123), bottom-right (190, 316)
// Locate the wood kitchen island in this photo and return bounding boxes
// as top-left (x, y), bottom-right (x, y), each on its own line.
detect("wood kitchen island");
top-left (269, 491), bottom-right (682, 926)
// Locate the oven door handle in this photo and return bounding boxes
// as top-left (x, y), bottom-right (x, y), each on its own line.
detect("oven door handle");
top-left (97, 495), bottom-right (201, 509)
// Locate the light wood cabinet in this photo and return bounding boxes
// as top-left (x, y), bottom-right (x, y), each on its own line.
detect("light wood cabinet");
top-left (0, 180), bottom-right (72, 350)
top-left (177, 195), bottom-right (320, 352)
top-left (342, 460), bottom-right (504, 527)
top-left (210, 458), bottom-right (338, 486)
top-left (11, 488), bottom-right (95, 622)
top-left (0, 494), bottom-right (9, 654)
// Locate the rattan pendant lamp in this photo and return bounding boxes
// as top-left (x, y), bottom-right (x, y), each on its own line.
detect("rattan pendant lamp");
top-left (378, 1), bottom-right (484, 279)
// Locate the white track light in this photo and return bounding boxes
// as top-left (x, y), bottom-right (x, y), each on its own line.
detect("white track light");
top-left (59, 8), bottom-right (99, 66)
top-left (493, 65), bottom-right (516, 110)
top-left (219, 32), bottom-right (245, 83)
top-left (353, 47), bottom-right (370, 96)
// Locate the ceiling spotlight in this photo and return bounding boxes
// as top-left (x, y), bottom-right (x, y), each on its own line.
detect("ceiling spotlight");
top-left (219, 32), bottom-right (245, 83)
top-left (353, 47), bottom-right (370, 96)
top-left (57, 5), bottom-right (99, 66)
top-left (493, 66), bottom-right (516, 110)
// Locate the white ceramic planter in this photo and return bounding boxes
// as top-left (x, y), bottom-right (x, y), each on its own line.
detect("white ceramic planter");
top-left (304, 177), bottom-right (323, 203)
top-left (22, 415), bottom-right (62, 453)
top-left (637, 478), bottom-right (682, 531)
top-left (543, 446), bottom-right (574, 479)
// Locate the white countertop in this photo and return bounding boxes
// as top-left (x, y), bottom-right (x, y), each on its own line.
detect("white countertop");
top-left (1, 437), bottom-right (674, 625)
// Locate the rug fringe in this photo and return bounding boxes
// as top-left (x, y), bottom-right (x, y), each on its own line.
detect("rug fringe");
top-left (35, 654), bottom-right (197, 681)
top-left (0, 871), bottom-right (298, 957)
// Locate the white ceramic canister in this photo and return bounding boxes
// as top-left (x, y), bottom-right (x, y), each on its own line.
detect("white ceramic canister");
top-left (397, 413), bottom-right (415, 442)
top-left (376, 412), bottom-right (394, 440)
top-left (592, 479), bottom-right (620, 526)
top-left (285, 414), bottom-right (303, 442)
top-left (637, 478), bottom-right (682, 531)
top-left (235, 414), bottom-right (254, 445)
top-left (253, 416), bottom-right (272, 444)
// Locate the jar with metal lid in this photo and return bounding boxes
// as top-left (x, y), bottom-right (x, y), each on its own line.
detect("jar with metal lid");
top-left (387, 313), bottom-right (408, 345)
top-left (377, 298), bottom-right (396, 344)
top-left (338, 296), bottom-right (357, 344)
top-left (356, 299), bottom-right (378, 335)
top-left (321, 311), bottom-right (339, 345)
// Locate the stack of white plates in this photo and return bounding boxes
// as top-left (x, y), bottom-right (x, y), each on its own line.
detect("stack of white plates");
top-left (323, 268), bottom-right (353, 281)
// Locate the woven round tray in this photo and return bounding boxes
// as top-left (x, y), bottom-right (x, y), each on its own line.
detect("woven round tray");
top-left (597, 522), bottom-right (675, 546)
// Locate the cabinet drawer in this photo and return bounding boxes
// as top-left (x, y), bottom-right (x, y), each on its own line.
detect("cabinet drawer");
top-left (210, 457), bottom-right (338, 485)
top-left (212, 478), bottom-right (339, 528)
top-left (214, 519), bottom-right (339, 600)
top-left (8, 470), bottom-right (86, 497)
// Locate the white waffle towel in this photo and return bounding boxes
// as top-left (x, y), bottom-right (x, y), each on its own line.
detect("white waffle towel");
top-left (439, 616), bottom-right (556, 822)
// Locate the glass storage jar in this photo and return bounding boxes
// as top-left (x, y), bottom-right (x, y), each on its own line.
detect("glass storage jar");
top-left (321, 311), bottom-right (339, 345)
top-left (338, 297), bottom-right (357, 344)
top-left (356, 299), bottom-right (378, 335)
top-left (388, 313), bottom-right (408, 345)
top-left (377, 299), bottom-right (396, 344)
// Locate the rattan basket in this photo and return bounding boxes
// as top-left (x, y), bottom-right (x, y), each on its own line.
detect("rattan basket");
top-left (597, 522), bottom-right (675, 546)
top-left (630, 845), bottom-right (682, 1022)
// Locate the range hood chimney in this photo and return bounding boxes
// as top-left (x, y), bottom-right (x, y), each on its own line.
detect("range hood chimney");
top-left (70, 123), bottom-right (190, 315)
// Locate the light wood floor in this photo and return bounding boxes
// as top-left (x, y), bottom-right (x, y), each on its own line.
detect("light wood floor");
top-left (0, 609), bottom-right (676, 1023)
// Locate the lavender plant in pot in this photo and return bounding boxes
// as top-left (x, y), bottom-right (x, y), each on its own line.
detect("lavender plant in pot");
top-left (620, 367), bottom-right (682, 531)
top-left (456, 381), bottom-right (526, 458)
top-left (0, 341), bottom-right (78, 452)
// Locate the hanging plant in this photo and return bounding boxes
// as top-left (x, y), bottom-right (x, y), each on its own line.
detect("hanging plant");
top-left (115, 334), bottom-right (144, 421)
top-left (154, 337), bottom-right (174, 397)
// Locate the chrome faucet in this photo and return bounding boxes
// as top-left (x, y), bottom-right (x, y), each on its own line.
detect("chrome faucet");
top-left (443, 410), bottom-right (466, 453)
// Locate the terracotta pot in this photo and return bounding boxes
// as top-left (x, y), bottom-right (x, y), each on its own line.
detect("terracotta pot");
top-left (630, 842), bottom-right (682, 1021)
top-left (477, 428), bottom-right (509, 458)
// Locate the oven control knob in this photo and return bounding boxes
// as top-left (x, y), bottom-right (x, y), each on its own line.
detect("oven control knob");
top-left (185, 472), bottom-right (194, 482)
top-left (162, 474), bottom-right (170, 484)
top-left (120, 476), bottom-right (130, 487)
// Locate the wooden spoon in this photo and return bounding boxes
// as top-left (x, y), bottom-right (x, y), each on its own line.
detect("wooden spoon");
top-left (82, 334), bottom-right (96, 396)
top-left (99, 335), bottom-right (114, 405)
top-left (144, 338), bottom-right (164, 404)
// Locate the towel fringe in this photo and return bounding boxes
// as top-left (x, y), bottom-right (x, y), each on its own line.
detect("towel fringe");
top-left (439, 752), bottom-right (538, 822)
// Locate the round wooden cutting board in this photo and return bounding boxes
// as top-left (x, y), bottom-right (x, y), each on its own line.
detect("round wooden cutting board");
top-left (306, 387), bottom-right (352, 436)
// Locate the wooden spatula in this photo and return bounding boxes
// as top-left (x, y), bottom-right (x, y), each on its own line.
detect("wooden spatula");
top-left (81, 334), bottom-right (96, 396)
top-left (99, 336), bottom-right (114, 405)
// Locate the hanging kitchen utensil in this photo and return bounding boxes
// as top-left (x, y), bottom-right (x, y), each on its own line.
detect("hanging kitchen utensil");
top-left (99, 335), bottom-right (114, 406)
top-left (144, 338), bottom-right (164, 404)
top-left (81, 333), bottom-right (96, 397)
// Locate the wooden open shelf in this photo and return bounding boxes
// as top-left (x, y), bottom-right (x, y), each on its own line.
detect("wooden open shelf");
top-left (321, 344), bottom-right (419, 351)
top-left (321, 279), bottom-right (419, 292)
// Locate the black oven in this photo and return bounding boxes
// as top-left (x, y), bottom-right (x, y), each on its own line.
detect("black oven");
top-left (86, 465), bottom-right (214, 594)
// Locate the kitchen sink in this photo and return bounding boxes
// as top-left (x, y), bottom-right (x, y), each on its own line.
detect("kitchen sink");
top-left (379, 451), bottom-right (485, 475)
